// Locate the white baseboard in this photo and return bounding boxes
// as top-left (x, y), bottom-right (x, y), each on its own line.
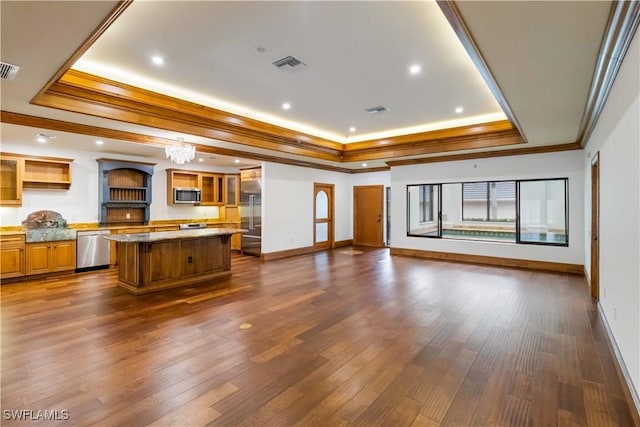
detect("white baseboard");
top-left (597, 303), bottom-right (640, 424)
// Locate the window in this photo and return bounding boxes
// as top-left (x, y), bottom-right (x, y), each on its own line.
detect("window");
top-left (419, 185), bottom-right (433, 222)
top-left (407, 184), bottom-right (439, 237)
top-left (407, 178), bottom-right (568, 246)
top-left (517, 179), bottom-right (568, 245)
top-left (462, 181), bottom-right (515, 222)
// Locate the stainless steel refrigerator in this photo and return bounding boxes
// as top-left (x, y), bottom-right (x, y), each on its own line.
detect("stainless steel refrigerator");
top-left (240, 168), bottom-right (262, 256)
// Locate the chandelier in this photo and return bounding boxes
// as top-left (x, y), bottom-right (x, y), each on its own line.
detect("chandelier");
top-left (165, 137), bottom-right (196, 164)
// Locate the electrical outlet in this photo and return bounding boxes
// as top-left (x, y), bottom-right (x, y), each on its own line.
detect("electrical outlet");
top-left (603, 288), bottom-right (607, 298)
top-left (125, 212), bottom-right (131, 219)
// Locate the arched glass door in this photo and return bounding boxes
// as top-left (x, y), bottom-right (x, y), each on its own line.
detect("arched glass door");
top-left (314, 183), bottom-right (334, 250)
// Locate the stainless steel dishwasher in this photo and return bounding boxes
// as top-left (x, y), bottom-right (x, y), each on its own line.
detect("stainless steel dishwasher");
top-left (76, 229), bottom-right (111, 271)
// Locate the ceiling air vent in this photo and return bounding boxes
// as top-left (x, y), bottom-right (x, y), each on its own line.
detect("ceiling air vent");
top-left (0, 61), bottom-right (20, 80)
top-left (272, 55), bottom-right (307, 71)
top-left (365, 105), bottom-right (390, 114)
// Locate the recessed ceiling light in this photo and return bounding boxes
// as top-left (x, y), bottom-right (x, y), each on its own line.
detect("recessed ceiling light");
top-left (198, 158), bottom-right (204, 162)
top-left (234, 159), bottom-right (240, 163)
top-left (151, 55), bottom-right (164, 66)
top-left (455, 107), bottom-right (464, 114)
top-left (95, 140), bottom-right (104, 145)
top-left (36, 133), bottom-right (56, 143)
top-left (409, 64), bottom-right (421, 75)
top-left (349, 126), bottom-right (356, 133)
top-left (362, 163), bottom-right (368, 167)
top-left (282, 102), bottom-right (291, 110)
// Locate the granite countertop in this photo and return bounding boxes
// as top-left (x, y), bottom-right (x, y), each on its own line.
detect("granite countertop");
top-left (72, 220), bottom-right (241, 232)
top-left (103, 227), bottom-right (245, 243)
top-left (24, 228), bottom-right (77, 243)
top-left (0, 220), bottom-right (241, 234)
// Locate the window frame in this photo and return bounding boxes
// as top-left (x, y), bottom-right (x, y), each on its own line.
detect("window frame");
top-left (515, 178), bottom-right (569, 247)
top-left (406, 184), bottom-right (442, 238)
top-left (406, 177), bottom-right (569, 247)
top-left (419, 184), bottom-right (434, 223)
top-left (461, 180), bottom-right (516, 223)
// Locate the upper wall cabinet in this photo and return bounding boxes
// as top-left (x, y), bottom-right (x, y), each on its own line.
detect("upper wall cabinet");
top-left (0, 155), bottom-right (23, 206)
top-left (0, 152), bottom-right (73, 207)
top-left (23, 158), bottom-right (71, 189)
top-left (201, 173), bottom-right (224, 206)
top-left (166, 169), bottom-right (225, 206)
top-left (225, 174), bottom-right (239, 206)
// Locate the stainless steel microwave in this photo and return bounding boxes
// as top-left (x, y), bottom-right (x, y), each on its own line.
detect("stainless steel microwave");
top-left (174, 187), bottom-right (201, 204)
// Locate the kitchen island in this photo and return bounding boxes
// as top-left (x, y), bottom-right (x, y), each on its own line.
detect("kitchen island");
top-left (104, 228), bottom-right (244, 295)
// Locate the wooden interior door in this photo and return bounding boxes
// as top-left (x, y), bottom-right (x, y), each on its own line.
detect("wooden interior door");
top-left (591, 152), bottom-right (600, 300)
top-left (314, 183), bottom-right (334, 250)
top-left (354, 185), bottom-right (384, 247)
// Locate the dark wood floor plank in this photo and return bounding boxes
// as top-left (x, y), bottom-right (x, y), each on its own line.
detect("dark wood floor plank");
top-left (0, 248), bottom-right (635, 426)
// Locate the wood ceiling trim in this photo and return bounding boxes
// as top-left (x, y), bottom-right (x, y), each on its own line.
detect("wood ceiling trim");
top-left (1, 110), bottom-right (575, 173)
top-left (58, 70), bottom-right (343, 151)
top-left (343, 129), bottom-right (523, 162)
top-left (577, 0), bottom-right (640, 147)
top-left (386, 142), bottom-right (582, 166)
top-left (342, 120), bottom-right (514, 151)
top-left (34, 90), bottom-right (341, 161)
top-left (31, 1), bottom-right (133, 105)
top-left (0, 111), bottom-right (352, 174)
top-left (437, 0), bottom-right (526, 141)
top-left (351, 166), bottom-right (391, 174)
top-left (34, 69), bottom-right (528, 163)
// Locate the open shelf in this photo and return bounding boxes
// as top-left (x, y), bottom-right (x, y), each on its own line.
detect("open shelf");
top-left (97, 159), bottom-right (155, 226)
top-left (24, 159), bottom-right (71, 189)
top-left (0, 153), bottom-right (73, 205)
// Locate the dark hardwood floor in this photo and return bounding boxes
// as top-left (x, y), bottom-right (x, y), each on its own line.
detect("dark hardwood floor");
top-left (1, 248), bottom-right (634, 426)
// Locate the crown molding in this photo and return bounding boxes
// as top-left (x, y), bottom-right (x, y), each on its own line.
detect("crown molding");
top-left (386, 142), bottom-right (581, 166)
top-left (0, 111), bottom-right (349, 174)
top-left (437, 0), bottom-right (525, 140)
top-left (31, 1), bottom-right (133, 104)
top-left (577, 0), bottom-right (640, 146)
top-left (32, 69), bottom-right (525, 164)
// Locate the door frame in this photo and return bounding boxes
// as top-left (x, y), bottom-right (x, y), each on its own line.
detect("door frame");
top-left (313, 183), bottom-right (334, 250)
top-left (590, 152), bottom-right (600, 300)
top-left (353, 185), bottom-right (384, 247)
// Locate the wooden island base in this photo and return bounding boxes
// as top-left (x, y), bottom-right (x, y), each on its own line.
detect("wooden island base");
top-left (106, 228), bottom-right (241, 295)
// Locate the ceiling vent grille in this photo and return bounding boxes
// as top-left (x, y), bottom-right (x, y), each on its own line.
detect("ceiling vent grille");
top-left (0, 62), bottom-right (20, 80)
top-left (272, 55), bottom-right (307, 71)
top-left (365, 105), bottom-right (390, 114)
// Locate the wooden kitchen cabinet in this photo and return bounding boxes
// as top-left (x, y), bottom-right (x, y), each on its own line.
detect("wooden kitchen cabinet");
top-left (1, 153), bottom-right (73, 207)
top-left (0, 234), bottom-right (26, 279)
top-left (23, 158), bottom-right (72, 189)
top-left (166, 168), bottom-right (226, 206)
top-left (166, 169), bottom-right (200, 205)
top-left (52, 240), bottom-right (76, 271)
top-left (26, 243), bottom-right (51, 275)
top-left (207, 223), bottom-right (241, 251)
top-left (200, 173), bottom-right (224, 206)
top-left (98, 159), bottom-right (154, 225)
top-left (26, 240), bottom-right (76, 275)
top-left (225, 174), bottom-right (239, 206)
top-left (0, 156), bottom-right (23, 206)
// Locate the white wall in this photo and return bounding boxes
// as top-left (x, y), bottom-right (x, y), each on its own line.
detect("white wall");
top-left (583, 28), bottom-right (640, 398)
top-left (0, 142), bottom-right (239, 226)
top-left (391, 150), bottom-right (585, 264)
top-left (261, 162), bottom-right (390, 253)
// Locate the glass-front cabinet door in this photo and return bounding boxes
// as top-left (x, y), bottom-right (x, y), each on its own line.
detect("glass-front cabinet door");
top-left (225, 174), bottom-right (239, 206)
top-left (0, 156), bottom-right (23, 206)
